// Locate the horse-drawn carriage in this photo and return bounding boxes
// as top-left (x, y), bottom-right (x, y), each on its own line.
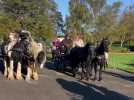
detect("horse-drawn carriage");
top-left (52, 37), bottom-right (110, 81)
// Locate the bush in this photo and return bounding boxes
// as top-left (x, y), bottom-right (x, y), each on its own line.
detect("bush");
top-left (120, 48), bottom-right (129, 53)
top-left (110, 44), bottom-right (129, 53)
top-left (128, 46), bottom-right (134, 52)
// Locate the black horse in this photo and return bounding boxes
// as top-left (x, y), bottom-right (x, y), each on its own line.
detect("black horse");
top-left (54, 42), bottom-right (96, 80)
top-left (68, 38), bottom-right (110, 81)
top-left (90, 37), bottom-right (110, 81)
top-left (69, 43), bottom-right (94, 78)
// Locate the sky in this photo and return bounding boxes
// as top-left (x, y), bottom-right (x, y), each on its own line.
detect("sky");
top-left (54, 0), bottom-right (134, 20)
top-left (54, 0), bottom-right (69, 20)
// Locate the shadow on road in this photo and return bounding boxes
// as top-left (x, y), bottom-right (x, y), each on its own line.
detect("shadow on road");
top-left (45, 61), bottom-right (73, 77)
top-left (45, 61), bottom-right (56, 70)
top-left (103, 71), bottom-right (134, 82)
top-left (56, 78), bottom-right (133, 100)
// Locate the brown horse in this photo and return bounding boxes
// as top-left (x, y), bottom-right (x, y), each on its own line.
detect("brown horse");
top-left (25, 31), bottom-right (47, 80)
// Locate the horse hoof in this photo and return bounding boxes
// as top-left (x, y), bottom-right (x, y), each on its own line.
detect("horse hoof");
top-left (92, 77), bottom-right (96, 81)
top-left (33, 76), bottom-right (39, 80)
top-left (4, 74), bottom-right (8, 78)
top-left (89, 73), bottom-right (92, 76)
top-left (73, 74), bottom-right (76, 77)
top-left (33, 77), bottom-right (38, 80)
top-left (25, 76), bottom-right (31, 81)
top-left (4, 72), bottom-right (7, 77)
top-left (98, 78), bottom-right (102, 81)
top-left (80, 77), bottom-right (83, 80)
top-left (16, 76), bottom-right (23, 80)
top-left (86, 78), bottom-right (89, 81)
top-left (8, 76), bottom-right (14, 80)
top-left (32, 72), bottom-right (39, 80)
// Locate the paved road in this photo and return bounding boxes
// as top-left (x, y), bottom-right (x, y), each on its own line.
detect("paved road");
top-left (0, 67), bottom-right (134, 100)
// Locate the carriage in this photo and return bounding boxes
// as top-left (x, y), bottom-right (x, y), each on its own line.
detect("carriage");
top-left (51, 38), bottom-right (70, 71)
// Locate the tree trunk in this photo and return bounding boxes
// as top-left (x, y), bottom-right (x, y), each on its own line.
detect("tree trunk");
top-left (120, 40), bottom-right (124, 47)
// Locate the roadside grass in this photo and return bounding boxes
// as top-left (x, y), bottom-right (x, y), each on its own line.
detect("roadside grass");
top-left (109, 53), bottom-right (134, 73)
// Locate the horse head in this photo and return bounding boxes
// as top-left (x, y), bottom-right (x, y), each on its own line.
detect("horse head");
top-left (3, 31), bottom-right (19, 55)
top-left (96, 37), bottom-right (110, 55)
top-left (9, 31), bottom-right (19, 42)
top-left (102, 37), bottom-right (110, 52)
top-left (18, 30), bottom-right (33, 58)
top-left (19, 30), bottom-right (32, 42)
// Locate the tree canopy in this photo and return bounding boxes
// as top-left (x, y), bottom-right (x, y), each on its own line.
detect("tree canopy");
top-left (0, 0), bottom-right (64, 41)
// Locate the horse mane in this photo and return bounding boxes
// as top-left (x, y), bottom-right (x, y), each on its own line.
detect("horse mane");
top-left (30, 37), bottom-right (45, 59)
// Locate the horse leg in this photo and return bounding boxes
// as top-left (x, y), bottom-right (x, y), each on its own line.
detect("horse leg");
top-left (104, 52), bottom-right (109, 69)
top-left (105, 60), bottom-right (108, 68)
top-left (25, 64), bottom-right (32, 80)
top-left (40, 61), bottom-right (45, 69)
top-left (40, 63), bottom-right (44, 69)
top-left (93, 63), bottom-right (97, 81)
top-left (72, 67), bottom-right (76, 77)
top-left (85, 63), bottom-right (90, 81)
top-left (8, 60), bottom-right (14, 80)
top-left (81, 62), bottom-right (85, 80)
top-left (40, 52), bottom-right (46, 69)
top-left (16, 62), bottom-right (23, 80)
top-left (88, 62), bottom-right (93, 79)
top-left (32, 62), bottom-right (39, 80)
top-left (81, 70), bottom-right (84, 80)
top-left (98, 64), bottom-right (103, 81)
top-left (104, 62), bottom-right (106, 70)
top-left (80, 63), bottom-right (84, 80)
top-left (4, 60), bottom-right (8, 77)
top-left (60, 60), bottom-right (64, 73)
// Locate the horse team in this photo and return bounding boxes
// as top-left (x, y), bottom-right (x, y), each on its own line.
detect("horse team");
top-left (52, 36), bottom-right (110, 81)
top-left (0, 30), bottom-right (46, 80)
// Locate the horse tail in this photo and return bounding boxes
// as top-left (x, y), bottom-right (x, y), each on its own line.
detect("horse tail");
top-left (37, 43), bottom-right (47, 69)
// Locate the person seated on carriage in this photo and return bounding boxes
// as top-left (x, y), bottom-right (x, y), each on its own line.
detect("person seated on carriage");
top-left (60, 34), bottom-right (73, 55)
top-left (73, 35), bottom-right (84, 47)
top-left (51, 38), bottom-right (61, 60)
top-left (58, 41), bottom-right (68, 57)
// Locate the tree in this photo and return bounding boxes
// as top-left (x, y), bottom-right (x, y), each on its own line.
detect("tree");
top-left (0, 0), bottom-right (60, 40)
top-left (55, 11), bottom-right (65, 36)
top-left (0, 13), bottom-right (21, 39)
top-left (66, 0), bottom-right (90, 37)
top-left (66, 0), bottom-right (122, 42)
top-left (116, 5), bottom-right (134, 47)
